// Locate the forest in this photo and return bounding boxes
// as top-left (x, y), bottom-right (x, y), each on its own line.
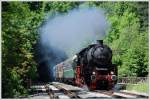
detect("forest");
top-left (2, 1), bottom-right (148, 98)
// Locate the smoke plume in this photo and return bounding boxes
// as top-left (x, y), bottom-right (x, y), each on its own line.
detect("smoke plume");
top-left (39, 8), bottom-right (109, 81)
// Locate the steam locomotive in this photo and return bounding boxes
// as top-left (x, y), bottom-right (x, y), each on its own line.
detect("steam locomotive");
top-left (53, 40), bottom-right (117, 90)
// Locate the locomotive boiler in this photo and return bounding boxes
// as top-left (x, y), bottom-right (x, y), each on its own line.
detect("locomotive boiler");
top-left (53, 40), bottom-right (117, 90)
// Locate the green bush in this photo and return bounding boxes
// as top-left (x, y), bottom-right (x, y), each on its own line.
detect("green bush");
top-left (126, 82), bottom-right (149, 93)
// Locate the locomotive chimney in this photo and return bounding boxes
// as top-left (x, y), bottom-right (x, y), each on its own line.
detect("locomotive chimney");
top-left (97, 40), bottom-right (103, 45)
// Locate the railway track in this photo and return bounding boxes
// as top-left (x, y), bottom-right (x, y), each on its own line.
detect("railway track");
top-left (51, 82), bottom-right (81, 98)
top-left (95, 90), bottom-right (148, 99)
top-left (118, 90), bottom-right (149, 98)
top-left (28, 82), bottom-right (149, 99)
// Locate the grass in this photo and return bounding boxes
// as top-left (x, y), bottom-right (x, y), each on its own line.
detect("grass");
top-left (126, 82), bottom-right (149, 93)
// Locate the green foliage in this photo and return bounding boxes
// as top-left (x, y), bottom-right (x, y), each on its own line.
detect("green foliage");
top-left (44, 1), bottom-right (79, 13)
top-left (126, 82), bottom-right (149, 93)
top-left (2, 2), bottom-right (45, 98)
top-left (98, 2), bottom-right (148, 77)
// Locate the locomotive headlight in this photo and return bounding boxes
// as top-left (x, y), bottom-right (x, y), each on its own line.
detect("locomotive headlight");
top-left (91, 72), bottom-right (96, 81)
top-left (110, 71), bottom-right (114, 75)
top-left (111, 75), bottom-right (117, 81)
top-left (92, 72), bottom-right (96, 75)
top-left (91, 75), bottom-right (96, 81)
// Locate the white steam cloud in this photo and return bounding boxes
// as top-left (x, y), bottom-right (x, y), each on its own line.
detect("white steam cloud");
top-left (40, 8), bottom-right (109, 57)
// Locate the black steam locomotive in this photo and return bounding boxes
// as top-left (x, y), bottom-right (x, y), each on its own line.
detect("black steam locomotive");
top-left (53, 40), bottom-right (117, 90)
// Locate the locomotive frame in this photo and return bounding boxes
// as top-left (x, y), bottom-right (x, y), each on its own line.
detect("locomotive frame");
top-left (75, 64), bottom-right (117, 90)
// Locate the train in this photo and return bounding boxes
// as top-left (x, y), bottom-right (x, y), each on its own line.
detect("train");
top-left (53, 40), bottom-right (117, 90)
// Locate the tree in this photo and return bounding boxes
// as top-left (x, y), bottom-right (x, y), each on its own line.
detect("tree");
top-left (2, 2), bottom-right (45, 97)
top-left (97, 2), bottom-right (148, 77)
